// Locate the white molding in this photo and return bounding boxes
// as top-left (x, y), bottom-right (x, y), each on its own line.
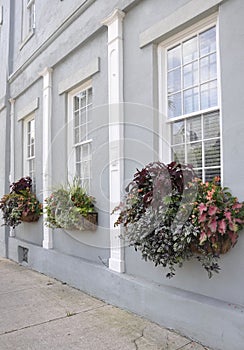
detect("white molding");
top-left (9, 98), bottom-right (16, 238)
top-left (39, 67), bottom-right (53, 249)
top-left (67, 80), bottom-right (92, 184)
top-left (102, 9), bottom-right (125, 273)
top-left (58, 58), bottom-right (99, 95)
top-left (17, 97), bottom-right (39, 121)
top-left (140, 0), bottom-right (223, 48)
top-left (22, 114), bottom-right (35, 178)
top-left (0, 95), bottom-right (6, 112)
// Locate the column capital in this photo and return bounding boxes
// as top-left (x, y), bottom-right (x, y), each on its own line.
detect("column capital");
top-left (39, 67), bottom-right (53, 77)
top-left (8, 98), bottom-right (15, 104)
top-left (102, 8), bottom-right (125, 27)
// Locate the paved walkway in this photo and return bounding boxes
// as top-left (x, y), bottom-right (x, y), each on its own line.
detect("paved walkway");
top-left (0, 257), bottom-right (211, 350)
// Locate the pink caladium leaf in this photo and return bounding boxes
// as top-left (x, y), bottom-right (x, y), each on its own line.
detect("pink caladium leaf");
top-left (199, 231), bottom-right (207, 244)
top-left (208, 205), bottom-right (218, 216)
top-left (199, 203), bottom-right (207, 215)
top-left (224, 211), bottom-right (232, 222)
top-left (199, 212), bottom-right (207, 223)
top-left (232, 202), bottom-right (242, 210)
top-left (209, 219), bottom-right (217, 233)
top-left (218, 219), bottom-right (226, 235)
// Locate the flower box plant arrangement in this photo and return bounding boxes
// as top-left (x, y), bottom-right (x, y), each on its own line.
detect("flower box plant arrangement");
top-left (113, 162), bottom-right (244, 278)
top-left (45, 178), bottom-right (97, 231)
top-left (0, 177), bottom-right (42, 228)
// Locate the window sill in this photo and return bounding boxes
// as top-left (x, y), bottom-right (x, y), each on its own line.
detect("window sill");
top-left (20, 29), bottom-right (35, 50)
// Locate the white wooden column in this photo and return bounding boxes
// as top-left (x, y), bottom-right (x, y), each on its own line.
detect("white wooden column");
top-left (9, 98), bottom-right (15, 237)
top-left (102, 9), bottom-right (125, 273)
top-left (39, 67), bottom-right (53, 249)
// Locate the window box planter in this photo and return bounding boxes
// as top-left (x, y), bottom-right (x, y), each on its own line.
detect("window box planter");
top-left (45, 178), bottom-right (97, 231)
top-left (0, 177), bottom-right (42, 228)
top-left (113, 162), bottom-right (244, 278)
top-left (21, 212), bottom-right (40, 223)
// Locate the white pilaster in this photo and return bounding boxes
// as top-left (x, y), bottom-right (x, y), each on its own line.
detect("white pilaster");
top-left (39, 67), bottom-right (53, 249)
top-left (102, 9), bottom-right (125, 273)
top-left (9, 98), bottom-right (15, 237)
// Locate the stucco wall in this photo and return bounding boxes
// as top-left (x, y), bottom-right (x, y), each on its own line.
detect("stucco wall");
top-left (1, 1), bottom-right (244, 349)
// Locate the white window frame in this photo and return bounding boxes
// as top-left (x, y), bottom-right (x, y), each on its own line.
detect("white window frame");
top-left (21, 0), bottom-right (35, 46)
top-left (158, 13), bottom-right (223, 182)
top-left (67, 80), bottom-right (93, 192)
top-left (23, 114), bottom-right (36, 188)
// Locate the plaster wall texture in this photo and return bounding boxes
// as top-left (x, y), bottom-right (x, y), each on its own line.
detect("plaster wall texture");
top-left (1, 0), bottom-right (244, 349)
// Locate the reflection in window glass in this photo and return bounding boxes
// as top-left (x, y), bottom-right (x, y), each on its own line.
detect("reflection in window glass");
top-left (171, 112), bottom-right (221, 182)
top-left (167, 26), bottom-right (218, 118)
top-left (167, 45), bottom-right (181, 70)
top-left (72, 87), bottom-right (93, 192)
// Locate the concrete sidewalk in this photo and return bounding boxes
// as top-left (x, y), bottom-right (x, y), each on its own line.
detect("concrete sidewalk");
top-left (0, 257), bottom-right (211, 350)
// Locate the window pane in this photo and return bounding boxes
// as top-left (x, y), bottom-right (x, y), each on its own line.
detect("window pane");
top-left (172, 145), bottom-right (185, 163)
top-left (82, 143), bottom-right (89, 160)
top-left (204, 139), bottom-right (220, 167)
top-left (167, 45), bottom-right (181, 70)
top-left (81, 161), bottom-right (89, 178)
top-left (30, 143), bottom-right (35, 157)
top-left (183, 61), bottom-right (198, 89)
top-left (168, 68), bottom-right (181, 93)
top-left (80, 109), bottom-right (86, 126)
top-left (194, 169), bottom-right (202, 179)
top-left (187, 143), bottom-right (202, 168)
top-left (203, 112), bottom-right (220, 139)
top-left (200, 27), bottom-right (216, 56)
top-left (183, 36), bottom-right (198, 64)
top-left (183, 87), bottom-right (199, 114)
top-left (80, 124), bottom-right (86, 141)
top-left (186, 116), bottom-right (201, 142)
top-left (74, 96), bottom-right (79, 111)
top-left (168, 93), bottom-right (182, 118)
top-left (200, 53), bottom-right (217, 83)
top-left (76, 163), bottom-right (81, 178)
top-left (80, 91), bottom-right (87, 108)
top-left (205, 168), bottom-right (221, 182)
top-left (88, 88), bottom-right (92, 105)
top-left (171, 121), bottom-right (185, 145)
top-left (74, 111), bottom-right (79, 127)
top-left (74, 127), bottom-right (79, 144)
top-left (200, 80), bottom-right (218, 109)
top-left (76, 147), bottom-right (81, 162)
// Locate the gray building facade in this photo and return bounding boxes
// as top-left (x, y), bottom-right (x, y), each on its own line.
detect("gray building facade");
top-left (0, 1), bottom-right (244, 349)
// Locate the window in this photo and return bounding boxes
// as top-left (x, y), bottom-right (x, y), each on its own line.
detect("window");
top-left (24, 115), bottom-right (36, 189)
top-left (68, 83), bottom-right (93, 192)
top-left (160, 17), bottom-right (221, 182)
top-left (22, 0), bottom-right (35, 42)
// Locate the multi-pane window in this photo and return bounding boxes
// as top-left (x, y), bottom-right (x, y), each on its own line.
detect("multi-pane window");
top-left (72, 87), bottom-right (92, 191)
top-left (24, 117), bottom-right (35, 188)
top-left (22, 0), bottom-right (35, 41)
top-left (165, 23), bottom-right (221, 181)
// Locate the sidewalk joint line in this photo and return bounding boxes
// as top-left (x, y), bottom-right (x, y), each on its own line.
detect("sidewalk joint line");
top-left (0, 305), bottom-right (106, 337)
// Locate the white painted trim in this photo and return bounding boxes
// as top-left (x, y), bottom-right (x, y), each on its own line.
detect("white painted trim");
top-left (67, 80), bottom-right (92, 186)
top-left (140, 0), bottom-right (223, 48)
top-left (0, 6), bottom-right (3, 26)
top-left (102, 9), bottom-right (125, 273)
top-left (17, 97), bottom-right (39, 121)
top-left (58, 58), bottom-right (100, 95)
top-left (158, 14), bottom-right (222, 178)
top-left (39, 67), bottom-right (53, 249)
top-left (22, 114), bottom-right (35, 178)
top-left (9, 98), bottom-right (16, 238)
